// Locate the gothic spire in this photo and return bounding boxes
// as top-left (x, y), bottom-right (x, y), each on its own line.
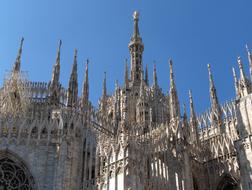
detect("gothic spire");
top-left (169, 58), bottom-right (180, 121)
top-left (102, 72), bottom-right (107, 98)
top-left (170, 59), bottom-right (176, 90)
top-left (124, 59), bottom-right (129, 89)
top-left (237, 56), bottom-right (247, 82)
top-left (12, 37), bottom-right (24, 73)
top-left (50, 40), bottom-right (62, 89)
top-left (114, 79), bottom-right (119, 101)
top-left (246, 44), bottom-right (252, 81)
top-left (67, 49), bottom-right (78, 107)
top-left (208, 64), bottom-right (214, 92)
top-left (145, 64), bottom-right (149, 86)
top-left (232, 67), bottom-right (239, 97)
top-left (237, 56), bottom-right (250, 96)
top-left (115, 79), bottom-right (119, 91)
top-left (49, 40), bottom-right (62, 105)
top-left (208, 64), bottom-right (219, 106)
top-left (207, 64), bottom-right (222, 125)
top-left (189, 90), bottom-right (196, 125)
top-left (100, 72), bottom-right (107, 114)
top-left (129, 11), bottom-right (144, 84)
top-left (82, 59), bottom-right (89, 109)
top-left (114, 80), bottom-right (120, 122)
top-left (181, 103), bottom-right (190, 140)
top-left (189, 90), bottom-right (199, 144)
top-left (153, 62), bottom-right (158, 87)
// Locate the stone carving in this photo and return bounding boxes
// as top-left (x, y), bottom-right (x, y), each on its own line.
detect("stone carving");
top-left (0, 11), bottom-right (251, 190)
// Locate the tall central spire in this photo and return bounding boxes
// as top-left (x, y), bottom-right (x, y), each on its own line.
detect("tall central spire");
top-left (129, 11), bottom-right (144, 85)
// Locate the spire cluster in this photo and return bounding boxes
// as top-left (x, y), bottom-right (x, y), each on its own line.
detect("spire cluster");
top-left (5, 11), bottom-right (252, 138)
top-left (232, 49), bottom-right (252, 98)
top-left (129, 10), bottom-right (144, 84)
top-left (2, 11), bottom-right (252, 190)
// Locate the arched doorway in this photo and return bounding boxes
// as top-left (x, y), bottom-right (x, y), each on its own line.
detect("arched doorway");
top-left (217, 174), bottom-right (239, 190)
top-left (0, 151), bottom-right (36, 190)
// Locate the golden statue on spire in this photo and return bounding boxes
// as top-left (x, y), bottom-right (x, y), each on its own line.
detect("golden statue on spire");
top-left (133, 11), bottom-right (139, 20)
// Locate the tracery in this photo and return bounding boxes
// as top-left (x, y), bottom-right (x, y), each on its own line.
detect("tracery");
top-left (0, 156), bottom-right (35, 190)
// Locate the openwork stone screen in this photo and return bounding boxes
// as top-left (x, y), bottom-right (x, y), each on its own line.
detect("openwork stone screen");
top-left (0, 154), bottom-right (35, 190)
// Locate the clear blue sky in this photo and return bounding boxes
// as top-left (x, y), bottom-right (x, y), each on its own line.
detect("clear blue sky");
top-left (0, 0), bottom-right (252, 114)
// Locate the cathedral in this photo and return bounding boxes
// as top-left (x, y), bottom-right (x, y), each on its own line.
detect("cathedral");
top-left (0, 11), bottom-right (252, 190)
